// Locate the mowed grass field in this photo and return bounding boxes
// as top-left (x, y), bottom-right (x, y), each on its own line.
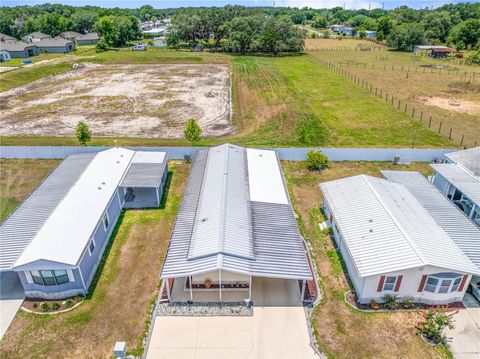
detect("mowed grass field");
top-left (283, 161), bottom-right (452, 359)
top-left (307, 38), bottom-right (480, 148)
top-left (0, 160), bottom-right (190, 358)
top-left (0, 48), bottom-right (454, 148)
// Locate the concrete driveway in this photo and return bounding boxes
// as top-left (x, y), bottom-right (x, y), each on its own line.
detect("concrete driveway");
top-left (446, 293), bottom-right (480, 359)
top-left (0, 271), bottom-right (25, 339)
top-left (146, 277), bottom-right (317, 359)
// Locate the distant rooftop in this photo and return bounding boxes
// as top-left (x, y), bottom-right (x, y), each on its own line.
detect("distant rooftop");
top-left (446, 147), bottom-right (480, 176)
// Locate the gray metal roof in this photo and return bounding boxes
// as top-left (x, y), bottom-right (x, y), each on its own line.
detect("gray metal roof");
top-left (446, 147), bottom-right (480, 176)
top-left (161, 144), bottom-right (312, 280)
top-left (431, 163), bottom-right (480, 205)
top-left (382, 171), bottom-right (480, 272)
top-left (36, 37), bottom-right (74, 48)
top-left (76, 32), bottom-right (99, 40)
top-left (0, 40), bottom-right (36, 52)
top-left (320, 175), bottom-right (478, 278)
top-left (120, 162), bottom-right (167, 188)
top-left (0, 153), bottom-right (95, 271)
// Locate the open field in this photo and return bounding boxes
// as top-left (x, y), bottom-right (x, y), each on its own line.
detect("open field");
top-left (0, 159), bottom-right (59, 221)
top-left (0, 160), bottom-right (190, 358)
top-left (0, 63), bottom-right (232, 138)
top-left (283, 161), bottom-right (451, 359)
top-left (307, 39), bottom-right (480, 147)
top-left (305, 37), bottom-right (384, 50)
top-left (0, 49), bottom-right (454, 148)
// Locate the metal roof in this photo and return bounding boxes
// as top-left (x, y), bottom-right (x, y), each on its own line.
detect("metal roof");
top-left (161, 144), bottom-right (312, 280)
top-left (431, 163), bottom-right (480, 205)
top-left (446, 147), bottom-right (480, 176)
top-left (382, 171), bottom-right (480, 272)
top-left (0, 40), bottom-right (36, 52)
top-left (0, 153), bottom-right (95, 271)
top-left (36, 37), bottom-right (74, 48)
top-left (76, 32), bottom-right (99, 40)
top-left (120, 152), bottom-right (167, 188)
top-left (320, 175), bottom-right (478, 278)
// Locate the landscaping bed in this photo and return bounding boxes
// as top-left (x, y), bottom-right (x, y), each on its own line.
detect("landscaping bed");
top-left (22, 296), bottom-right (84, 314)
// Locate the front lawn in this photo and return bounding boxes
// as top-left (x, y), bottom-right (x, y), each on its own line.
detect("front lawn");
top-left (282, 161), bottom-right (452, 359)
top-left (0, 160), bottom-right (190, 358)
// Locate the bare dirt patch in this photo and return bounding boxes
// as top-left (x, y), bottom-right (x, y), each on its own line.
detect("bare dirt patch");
top-left (418, 96), bottom-right (480, 116)
top-left (0, 63), bottom-right (232, 138)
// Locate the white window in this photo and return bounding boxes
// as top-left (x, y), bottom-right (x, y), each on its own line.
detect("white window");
top-left (103, 212), bottom-right (109, 230)
top-left (383, 276), bottom-right (397, 291)
top-left (424, 274), bottom-right (462, 294)
top-left (30, 270), bottom-right (70, 286)
top-left (88, 239), bottom-right (95, 255)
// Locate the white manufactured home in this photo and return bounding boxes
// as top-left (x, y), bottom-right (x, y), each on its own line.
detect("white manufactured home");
top-left (161, 144), bottom-right (313, 303)
top-left (0, 148), bottom-right (168, 299)
top-left (320, 175), bottom-right (479, 305)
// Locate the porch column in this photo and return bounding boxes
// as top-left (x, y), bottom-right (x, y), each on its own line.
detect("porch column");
top-left (189, 276), bottom-right (193, 302)
top-left (301, 280), bottom-right (306, 302)
top-left (469, 204), bottom-right (476, 219)
top-left (219, 270), bottom-right (222, 302)
top-left (249, 276), bottom-right (252, 299)
top-left (166, 278), bottom-right (171, 302)
top-left (155, 187), bottom-right (160, 206)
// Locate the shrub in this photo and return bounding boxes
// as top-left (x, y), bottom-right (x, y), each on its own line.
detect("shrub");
top-left (306, 150), bottom-right (329, 171)
top-left (296, 124), bottom-right (310, 145)
top-left (51, 302), bottom-right (60, 311)
top-left (65, 299), bottom-right (74, 308)
top-left (95, 37), bottom-right (109, 52)
top-left (32, 303), bottom-right (38, 309)
top-left (401, 296), bottom-right (414, 309)
top-left (183, 118), bottom-right (202, 146)
top-left (370, 299), bottom-right (380, 310)
top-left (382, 293), bottom-right (400, 310)
top-left (416, 310), bottom-right (456, 344)
top-left (76, 121), bottom-right (92, 145)
top-left (40, 302), bottom-right (50, 312)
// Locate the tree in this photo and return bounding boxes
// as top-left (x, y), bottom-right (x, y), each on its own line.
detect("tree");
top-left (449, 19), bottom-right (480, 50)
top-left (306, 150), bottom-right (329, 170)
top-left (376, 16), bottom-right (394, 36)
top-left (312, 15), bottom-right (327, 29)
top-left (76, 121), bottom-right (92, 145)
top-left (71, 10), bottom-right (98, 33)
top-left (387, 24), bottom-right (427, 51)
top-left (94, 16), bottom-right (118, 46)
top-left (422, 11), bottom-right (453, 42)
top-left (184, 118), bottom-right (202, 145)
top-left (95, 37), bottom-right (109, 52)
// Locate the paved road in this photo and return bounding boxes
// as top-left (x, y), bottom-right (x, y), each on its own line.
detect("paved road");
top-left (0, 271), bottom-right (24, 340)
top-left (146, 277), bottom-right (317, 359)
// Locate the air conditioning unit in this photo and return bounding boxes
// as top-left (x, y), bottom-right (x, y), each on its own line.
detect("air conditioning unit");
top-left (113, 341), bottom-right (126, 359)
top-left (392, 155), bottom-right (401, 165)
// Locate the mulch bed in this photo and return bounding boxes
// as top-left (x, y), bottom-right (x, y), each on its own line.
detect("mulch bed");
top-left (345, 291), bottom-right (464, 311)
top-left (22, 295), bottom-right (84, 313)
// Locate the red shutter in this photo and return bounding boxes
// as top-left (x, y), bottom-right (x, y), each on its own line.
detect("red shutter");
top-left (418, 275), bottom-right (427, 292)
top-left (329, 213), bottom-right (333, 222)
top-left (377, 276), bottom-right (386, 292)
top-left (394, 275), bottom-right (403, 292)
top-left (458, 275), bottom-right (469, 292)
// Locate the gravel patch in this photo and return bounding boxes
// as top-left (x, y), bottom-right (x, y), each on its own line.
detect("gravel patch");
top-left (157, 301), bottom-right (253, 317)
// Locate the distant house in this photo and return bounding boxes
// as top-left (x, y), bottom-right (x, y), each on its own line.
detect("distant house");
top-left (76, 32), bottom-right (99, 45)
top-left (151, 36), bottom-right (167, 48)
top-left (133, 42), bottom-right (147, 51)
top-left (364, 30), bottom-right (377, 39)
top-left (320, 175), bottom-right (479, 305)
top-left (0, 32), bottom-right (16, 42)
top-left (59, 31), bottom-right (83, 42)
top-left (430, 147), bottom-right (480, 226)
top-left (414, 45), bottom-right (455, 58)
top-left (331, 24), bottom-right (353, 36)
top-left (23, 31), bottom-right (52, 43)
top-left (36, 37), bottom-right (76, 54)
top-left (0, 49), bottom-right (11, 62)
top-left (0, 40), bottom-right (39, 58)
top-left (0, 148), bottom-right (168, 299)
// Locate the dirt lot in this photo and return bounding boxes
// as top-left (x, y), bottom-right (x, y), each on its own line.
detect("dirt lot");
top-left (0, 63), bottom-right (232, 138)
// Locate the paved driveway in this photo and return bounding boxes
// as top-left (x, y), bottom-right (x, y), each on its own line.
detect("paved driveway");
top-left (0, 271), bottom-right (25, 340)
top-left (446, 293), bottom-right (480, 359)
top-left (146, 277), bottom-right (317, 359)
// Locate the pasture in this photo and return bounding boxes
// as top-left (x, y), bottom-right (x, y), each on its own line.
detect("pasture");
top-left (307, 38), bottom-right (480, 148)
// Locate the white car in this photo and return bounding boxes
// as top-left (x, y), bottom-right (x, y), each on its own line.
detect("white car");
top-left (467, 275), bottom-right (480, 302)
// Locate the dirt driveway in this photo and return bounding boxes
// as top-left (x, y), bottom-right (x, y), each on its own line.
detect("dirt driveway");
top-left (0, 63), bottom-right (232, 138)
top-left (146, 277), bottom-right (317, 359)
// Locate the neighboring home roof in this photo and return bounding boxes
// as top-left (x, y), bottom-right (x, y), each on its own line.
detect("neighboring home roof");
top-left (161, 144), bottom-right (312, 280)
top-left (320, 175), bottom-right (478, 278)
top-left (0, 32), bottom-right (16, 41)
top-left (446, 147), bottom-right (480, 176)
top-left (0, 153), bottom-right (96, 271)
top-left (120, 152), bottom-right (167, 188)
top-left (0, 40), bottom-right (36, 52)
top-left (382, 171), bottom-right (480, 271)
top-left (25, 31), bottom-right (51, 39)
top-left (6, 148), bottom-right (167, 271)
top-left (415, 45), bottom-right (454, 52)
top-left (431, 163), bottom-right (480, 205)
top-left (59, 31), bottom-right (82, 39)
top-left (36, 37), bottom-right (74, 48)
top-left (76, 32), bottom-right (99, 41)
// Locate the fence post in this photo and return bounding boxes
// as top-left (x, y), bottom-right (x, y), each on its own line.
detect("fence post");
top-left (412, 108), bottom-right (415, 118)
top-left (404, 103), bottom-right (408, 113)
top-left (460, 135), bottom-right (464, 147)
top-left (438, 122), bottom-right (442, 133)
top-left (428, 116), bottom-right (432, 128)
top-left (398, 100), bottom-right (401, 110)
top-left (420, 112), bottom-right (423, 121)
top-left (449, 128), bottom-right (452, 140)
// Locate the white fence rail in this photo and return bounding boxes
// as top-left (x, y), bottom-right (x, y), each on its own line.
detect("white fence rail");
top-left (0, 146), bottom-right (455, 162)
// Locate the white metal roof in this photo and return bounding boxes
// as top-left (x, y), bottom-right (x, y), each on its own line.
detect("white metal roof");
top-left (431, 163), bottom-right (480, 205)
top-left (445, 146), bottom-right (480, 176)
top-left (14, 148), bottom-right (135, 268)
top-left (320, 175), bottom-right (478, 278)
top-left (131, 151), bottom-right (166, 164)
top-left (382, 171), bottom-right (480, 271)
top-left (247, 148), bottom-right (289, 205)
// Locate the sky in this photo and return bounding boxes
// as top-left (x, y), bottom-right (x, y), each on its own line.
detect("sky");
top-left (1, 0), bottom-right (478, 9)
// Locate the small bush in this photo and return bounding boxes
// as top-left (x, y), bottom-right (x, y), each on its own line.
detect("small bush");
top-left (370, 299), bottom-right (380, 310)
top-left (40, 302), bottom-right (50, 312)
top-left (32, 303), bottom-right (38, 309)
top-left (401, 296), bottom-right (414, 309)
top-left (306, 150), bottom-right (329, 171)
top-left (51, 302), bottom-right (60, 311)
top-left (65, 299), bottom-right (74, 308)
top-left (383, 293), bottom-right (400, 310)
top-left (416, 310), bottom-right (456, 344)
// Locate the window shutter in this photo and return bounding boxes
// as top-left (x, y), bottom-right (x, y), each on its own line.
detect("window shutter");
top-left (377, 276), bottom-right (385, 292)
top-left (24, 271), bottom-right (33, 284)
top-left (418, 275), bottom-right (427, 292)
top-left (329, 213), bottom-right (333, 222)
top-left (458, 275), bottom-right (469, 292)
top-left (394, 275), bottom-right (403, 292)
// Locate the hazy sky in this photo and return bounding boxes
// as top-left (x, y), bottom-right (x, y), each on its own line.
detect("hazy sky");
top-left (1, 0), bottom-right (477, 9)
